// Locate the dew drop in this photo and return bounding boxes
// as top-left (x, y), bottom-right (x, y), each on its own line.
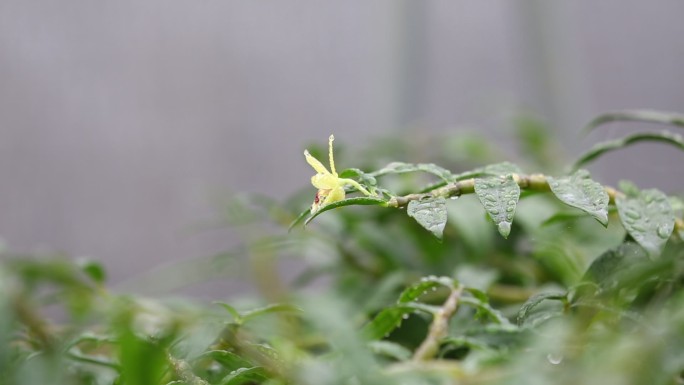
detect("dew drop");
top-left (490, 209), bottom-right (500, 215)
top-left (632, 224), bottom-right (647, 232)
top-left (508, 200), bottom-right (516, 206)
top-left (546, 353), bottom-right (563, 365)
top-left (485, 194), bottom-right (497, 202)
top-left (402, 314), bottom-right (409, 320)
top-left (624, 210), bottom-right (640, 220)
top-left (506, 206), bottom-right (514, 212)
top-left (657, 225), bottom-right (672, 239)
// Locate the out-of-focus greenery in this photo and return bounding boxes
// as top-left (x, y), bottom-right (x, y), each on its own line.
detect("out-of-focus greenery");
top-left (1, 110), bottom-right (684, 385)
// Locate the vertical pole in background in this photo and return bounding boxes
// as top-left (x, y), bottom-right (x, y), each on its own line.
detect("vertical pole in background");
top-left (385, 0), bottom-right (428, 133)
top-left (515, 1), bottom-right (591, 150)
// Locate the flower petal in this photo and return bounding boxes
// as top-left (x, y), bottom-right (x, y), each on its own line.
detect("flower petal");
top-left (311, 174), bottom-right (340, 189)
top-left (322, 186), bottom-right (345, 206)
top-left (304, 150), bottom-right (330, 175)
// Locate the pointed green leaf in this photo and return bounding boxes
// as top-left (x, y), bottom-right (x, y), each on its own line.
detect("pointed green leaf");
top-left (339, 168), bottom-right (377, 187)
top-left (367, 341), bottom-right (412, 361)
top-left (618, 180), bottom-right (641, 197)
top-left (287, 208), bottom-right (311, 231)
top-left (516, 292), bottom-right (567, 326)
top-left (219, 367), bottom-right (267, 385)
top-left (474, 175), bottom-right (520, 238)
top-left (572, 131), bottom-right (684, 170)
top-left (361, 306), bottom-right (416, 340)
top-left (304, 196), bottom-right (387, 225)
top-left (459, 296), bottom-right (512, 326)
top-left (616, 189), bottom-right (675, 257)
top-left (398, 276), bottom-right (454, 303)
top-left (198, 350), bottom-right (254, 371)
top-left (370, 162), bottom-right (453, 181)
top-left (214, 302), bottom-right (242, 323)
top-left (77, 260), bottom-right (107, 284)
top-left (584, 109), bottom-right (684, 133)
top-left (579, 242), bottom-right (648, 290)
top-left (418, 162), bottom-right (523, 193)
top-left (407, 197), bottom-right (448, 239)
top-left (482, 162), bottom-right (523, 176)
top-left (547, 170), bottom-right (609, 226)
top-left (362, 302), bottom-right (439, 340)
top-left (241, 303), bottom-right (302, 323)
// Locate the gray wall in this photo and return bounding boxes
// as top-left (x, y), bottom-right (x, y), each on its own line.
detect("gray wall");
top-left (1, 1), bottom-right (683, 291)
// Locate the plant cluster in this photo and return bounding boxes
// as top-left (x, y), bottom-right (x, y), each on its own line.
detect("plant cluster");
top-left (1, 110), bottom-right (684, 385)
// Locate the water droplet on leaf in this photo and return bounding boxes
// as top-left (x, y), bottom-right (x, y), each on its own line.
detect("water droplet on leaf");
top-left (547, 353), bottom-right (563, 365)
top-left (657, 225), bottom-right (672, 239)
top-left (624, 210), bottom-right (640, 220)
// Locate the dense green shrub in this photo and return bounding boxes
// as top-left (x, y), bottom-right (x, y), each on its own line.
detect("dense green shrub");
top-left (1, 110), bottom-right (684, 385)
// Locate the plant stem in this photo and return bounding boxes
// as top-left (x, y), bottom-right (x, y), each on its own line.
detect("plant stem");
top-left (66, 350), bottom-right (121, 370)
top-left (167, 354), bottom-right (209, 385)
top-left (413, 284), bottom-right (464, 361)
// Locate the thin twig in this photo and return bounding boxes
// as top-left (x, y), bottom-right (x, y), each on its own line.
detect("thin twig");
top-left (167, 354), bottom-right (210, 385)
top-left (413, 284), bottom-right (464, 361)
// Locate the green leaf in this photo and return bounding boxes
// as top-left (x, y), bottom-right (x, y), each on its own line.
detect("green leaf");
top-left (618, 180), bottom-right (641, 197)
top-left (474, 175), bottom-right (521, 238)
top-left (241, 303), bottom-right (301, 323)
top-left (361, 306), bottom-right (416, 340)
top-left (370, 162), bottom-right (454, 181)
top-left (407, 197), bottom-right (448, 239)
top-left (616, 189), bottom-right (675, 257)
top-left (367, 340), bottom-right (412, 361)
top-left (398, 276), bottom-right (454, 303)
top-left (482, 162), bottom-right (523, 176)
top-left (516, 292), bottom-right (567, 326)
top-left (197, 350), bottom-right (254, 371)
top-left (305, 196), bottom-right (387, 225)
top-left (218, 367), bottom-right (268, 385)
top-left (287, 208), bottom-right (310, 231)
top-left (441, 336), bottom-right (491, 352)
top-left (584, 109), bottom-right (684, 133)
top-left (77, 259), bottom-right (107, 284)
top-left (547, 170), bottom-right (610, 226)
top-left (541, 211), bottom-right (598, 227)
top-left (214, 302), bottom-right (242, 323)
top-left (362, 301), bottom-right (439, 340)
top-left (339, 168), bottom-right (378, 187)
top-left (459, 296), bottom-right (512, 326)
top-left (579, 242), bottom-right (648, 290)
top-left (418, 162), bottom-right (523, 193)
top-left (572, 131), bottom-right (684, 170)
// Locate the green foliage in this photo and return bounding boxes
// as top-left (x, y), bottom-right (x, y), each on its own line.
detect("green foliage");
top-left (547, 169), bottom-right (609, 226)
top-left (474, 174), bottom-right (520, 238)
top-left (2, 110), bottom-right (684, 384)
top-left (584, 109), bottom-right (684, 132)
top-left (407, 197), bottom-right (448, 239)
top-left (572, 130), bottom-right (684, 170)
top-left (616, 188), bottom-right (675, 257)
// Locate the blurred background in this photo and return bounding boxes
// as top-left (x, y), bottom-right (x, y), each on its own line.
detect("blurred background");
top-left (1, 0), bottom-right (683, 290)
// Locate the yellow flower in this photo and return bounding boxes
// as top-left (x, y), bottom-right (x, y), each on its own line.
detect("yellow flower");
top-left (304, 135), bottom-right (372, 213)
